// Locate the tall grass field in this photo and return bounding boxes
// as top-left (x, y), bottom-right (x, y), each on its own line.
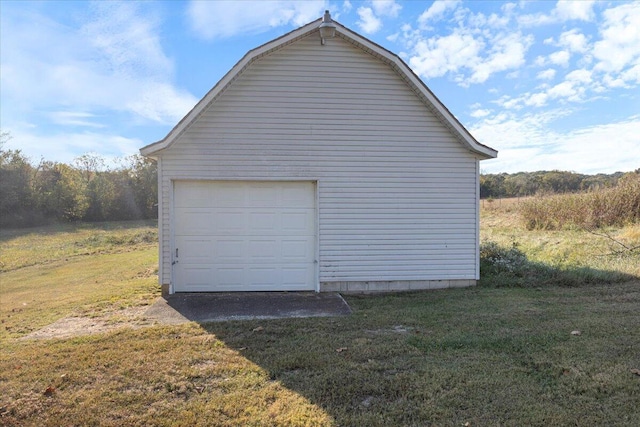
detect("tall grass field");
top-left (1, 184), bottom-right (639, 426)
top-left (518, 173), bottom-right (640, 230)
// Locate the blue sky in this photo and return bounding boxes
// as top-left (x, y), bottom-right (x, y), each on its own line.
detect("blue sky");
top-left (1, 0), bottom-right (638, 174)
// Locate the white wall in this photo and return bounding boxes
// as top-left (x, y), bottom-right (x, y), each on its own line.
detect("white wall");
top-left (157, 32), bottom-right (480, 289)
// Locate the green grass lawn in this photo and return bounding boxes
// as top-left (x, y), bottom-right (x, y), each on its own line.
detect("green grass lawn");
top-left (1, 218), bottom-right (639, 426)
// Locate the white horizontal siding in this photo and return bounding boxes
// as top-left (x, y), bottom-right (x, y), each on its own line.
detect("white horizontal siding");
top-left (158, 33), bottom-right (480, 287)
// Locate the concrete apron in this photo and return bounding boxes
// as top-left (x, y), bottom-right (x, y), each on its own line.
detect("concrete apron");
top-left (144, 292), bottom-right (352, 324)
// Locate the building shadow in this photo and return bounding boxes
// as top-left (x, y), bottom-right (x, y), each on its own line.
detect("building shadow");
top-left (197, 271), bottom-right (639, 425)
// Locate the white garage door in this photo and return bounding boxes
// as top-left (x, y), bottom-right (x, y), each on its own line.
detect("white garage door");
top-left (173, 181), bottom-right (316, 292)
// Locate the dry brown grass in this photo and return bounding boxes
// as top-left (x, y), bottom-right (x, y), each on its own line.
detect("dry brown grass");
top-left (518, 174), bottom-right (640, 230)
top-left (2, 216), bottom-right (640, 426)
top-left (480, 192), bottom-right (640, 284)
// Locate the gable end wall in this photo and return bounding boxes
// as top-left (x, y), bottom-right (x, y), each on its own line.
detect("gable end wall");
top-left (157, 34), bottom-right (481, 291)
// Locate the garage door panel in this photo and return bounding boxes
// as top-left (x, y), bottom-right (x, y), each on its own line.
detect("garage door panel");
top-left (215, 211), bottom-right (246, 234)
top-left (214, 185), bottom-right (246, 207)
top-left (177, 266), bottom-right (214, 290)
top-left (248, 185), bottom-right (280, 206)
top-left (175, 182), bottom-right (211, 207)
top-left (248, 212), bottom-right (278, 232)
top-left (282, 239), bottom-right (312, 260)
top-left (247, 267), bottom-right (279, 285)
top-left (249, 239), bottom-right (278, 261)
top-left (180, 238), bottom-right (214, 261)
top-left (282, 267), bottom-right (313, 286)
top-left (173, 181), bottom-right (316, 292)
top-left (216, 268), bottom-right (246, 287)
top-left (282, 211), bottom-right (314, 232)
top-left (215, 239), bottom-right (244, 261)
top-left (174, 209), bottom-right (212, 235)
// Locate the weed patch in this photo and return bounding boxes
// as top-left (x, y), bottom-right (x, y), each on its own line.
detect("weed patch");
top-left (519, 173), bottom-right (640, 230)
top-left (479, 240), bottom-right (636, 287)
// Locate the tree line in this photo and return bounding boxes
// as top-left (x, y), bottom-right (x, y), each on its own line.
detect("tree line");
top-left (1, 132), bottom-right (157, 228)
top-left (2, 131), bottom-right (637, 227)
top-left (479, 170), bottom-right (636, 199)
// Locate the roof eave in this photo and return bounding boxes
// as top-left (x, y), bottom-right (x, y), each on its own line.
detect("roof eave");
top-left (140, 139), bottom-right (165, 157)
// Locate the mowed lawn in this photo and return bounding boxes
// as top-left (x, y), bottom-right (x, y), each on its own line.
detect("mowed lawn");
top-left (1, 215), bottom-right (639, 426)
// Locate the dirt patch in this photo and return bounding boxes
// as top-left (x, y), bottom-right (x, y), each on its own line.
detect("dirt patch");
top-left (22, 306), bottom-right (156, 340)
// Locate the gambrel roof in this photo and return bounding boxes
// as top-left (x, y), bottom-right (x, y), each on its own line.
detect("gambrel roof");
top-left (141, 16), bottom-right (497, 159)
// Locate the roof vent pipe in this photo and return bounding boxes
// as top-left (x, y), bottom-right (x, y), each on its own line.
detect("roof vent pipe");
top-left (319, 10), bottom-right (336, 45)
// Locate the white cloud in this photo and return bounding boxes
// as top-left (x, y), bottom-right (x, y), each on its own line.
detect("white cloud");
top-left (371, 0), bottom-right (401, 18)
top-left (496, 66), bottom-right (596, 110)
top-left (519, 0), bottom-right (595, 27)
top-left (524, 92), bottom-right (549, 107)
top-left (472, 110), bottom-right (563, 150)
top-left (621, 63), bottom-right (640, 83)
top-left (565, 69), bottom-right (592, 84)
top-left (593, 3), bottom-right (640, 73)
top-left (125, 82), bottom-right (198, 124)
top-left (501, 3), bottom-right (517, 15)
top-left (342, 0), bottom-right (352, 13)
top-left (558, 29), bottom-right (589, 53)
top-left (549, 50), bottom-right (571, 67)
top-left (386, 32), bottom-right (399, 42)
top-left (525, 4), bottom-right (639, 106)
top-left (555, 0), bottom-right (595, 22)
top-left (470, 108), bottom-right (491, 118)
top-left (48, 111), bottom-right (105, 128)
top-left (0, 2), bottom-right (197, 125)
top-left (82, 2), bottom-right (173, 77)
top-left (186, 0), bottom-right (327, 39)
top-left (418, 0), bottom-right (460, 26)
top-left (500, 97), bottom-right (522, 110)
top-left (405, 4), bottom-right (534, 85)
top-left (547, 81), bottom-right (578, 99)
top-left (518, 13), bottom-right (554, 27)
top-left (409, 30), bottom-right (483, 79)
top-left (409, 24), bottom-right (532, 85)
top-left (602, 74), bottom-right (627, 88)
top-left (357, 7), bottom-right (382, 34)
top-left (4, 126), bottom-right (144, 165)
top-left (468, 32), bottom-right (533, 84)
top-left (474, 113), bottom-right (640, 174)
top-left (353, 1), bottom-right (402, 34)
top-left (537, 68), bottom-right (556, 80)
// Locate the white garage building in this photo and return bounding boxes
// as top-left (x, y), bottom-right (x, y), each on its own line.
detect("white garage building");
top-left (140, 12), bottom-right (497, 295)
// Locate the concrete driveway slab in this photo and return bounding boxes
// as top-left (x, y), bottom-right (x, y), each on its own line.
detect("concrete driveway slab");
top-left (145, 292), bottom-right (352, 324)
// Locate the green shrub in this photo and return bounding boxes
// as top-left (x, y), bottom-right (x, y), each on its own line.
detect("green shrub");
top-left (480, 241), bottom-right (527, 274)
top-left (479, 241), bottom-right (635, 288)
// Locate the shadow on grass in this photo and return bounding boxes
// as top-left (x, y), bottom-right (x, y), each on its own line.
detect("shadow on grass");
top-left (200, 291), bottom-right (467, 425)
top-left (479, 241), bottom-right (638, 287)
top-left (137, 240), bottom-right (637, 424)
top-left (189, 245), bottom-right (639, 424)
top-left (200, 280), bottom-right (640, 426)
